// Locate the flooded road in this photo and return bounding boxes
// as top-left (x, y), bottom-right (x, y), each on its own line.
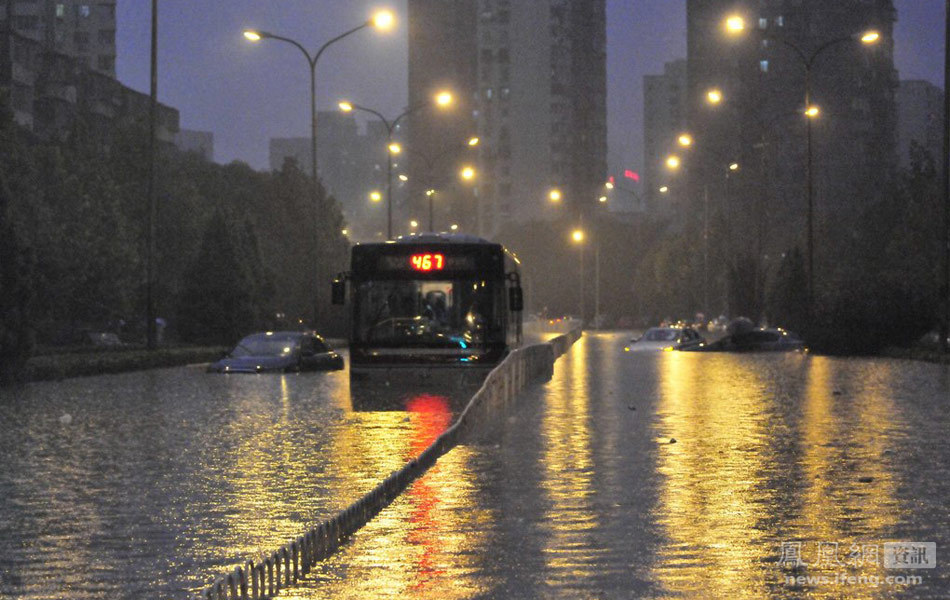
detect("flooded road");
top-left (1, 332), bottom-right (948, 599)
top-left (293, 332), bottom-right (950, 599)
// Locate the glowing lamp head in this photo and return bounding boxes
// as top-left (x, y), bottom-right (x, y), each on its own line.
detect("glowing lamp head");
top-left (468, 136), bottom-right (480, 146)
top-left (398, 174), bottom-right (408, 182)
top-left (243, 30), bottom-right (263, 42)
top-left (450, 224), bottom-right (459, 231)
top-left (338, 101), bottom-right (353, 113)
top-left (659, 186), bottom-right (669, 194)
top-left (388, 142), bottom-right (402, 155)
top-left (677, 133), bottom-right (693, 148)
top-left (549, 189), bottom-right (562, 202)
top-left (435, 91), bottom-right (453, 107)
top-left (369, 191), bottom-right (382, 202)
top-left (706, 88), bottom-right (723, 105)
top-left (460, 166), bottom-right (476, 181)
top-left (598, 196), bottom-right (607, 203)
top-left (805, 105), bottom-right (820, 118)
top-left (371, 10), bottom-right (395, 31)
top-left (571, 229), bottom-right (585, 243)
top-left (666, 155), bottom-right (681, 170)
top-left (605, 181), bottom-right (614, 190)
top-left (729, 162), bottom-right (740, 171)
top-left (725, 15), bottom-right (745, 35)
top-left (410, 220), bottom-right (418, 228)
top-left (860, 30), bottom-right (880, 44)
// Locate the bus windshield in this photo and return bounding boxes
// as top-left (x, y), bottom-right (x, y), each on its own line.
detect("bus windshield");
top-left (355, 279), bottom-right (502, 347)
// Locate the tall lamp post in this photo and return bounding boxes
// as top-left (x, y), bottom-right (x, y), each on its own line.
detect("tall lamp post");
top-left (943, 0), bottom-right (950, 352)
top-left (244, 10), bottom-right (394, 326)
top-left (724, 15), bottom-right (880, 312)
top-left (339, 91), bottom-right (454, 239)
top-left (243, 11), bottom-right (394, 183)
top-left (145, 0), bottom-right (158, 349)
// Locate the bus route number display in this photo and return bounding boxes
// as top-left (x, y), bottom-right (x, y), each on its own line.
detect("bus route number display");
top-left (410, 253), bottom-right (444, 271)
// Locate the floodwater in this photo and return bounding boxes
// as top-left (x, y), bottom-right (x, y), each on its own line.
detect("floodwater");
top-left (1, 333), bottom-right (948, 599)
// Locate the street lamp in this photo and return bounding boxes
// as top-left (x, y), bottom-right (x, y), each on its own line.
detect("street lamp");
top-left (243, 10), bottom-right (394, 325)
top-left (666, 155), bottom-right (681, 170)
top-left (403, 137), bottom-right (480, 232)
top-left (706, 88), bottom-right (724, 105)
top-left (678, 133), bottom-right (694, 148)
top-left (549, 188), bottom-right (563, 203)
top-left (243, 10), bottom-right (394, 183)
top-left (339, 91), bottom-right (454, 238)
top-left (724, 15), bottom-right (882, 311)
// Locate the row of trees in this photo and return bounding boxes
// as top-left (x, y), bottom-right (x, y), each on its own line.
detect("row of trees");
top-left (495, 138), bottom-right (942, 355)
top-left (631, 141), bottom-right (944, 354)
top-left (0, 99), bottom-right (349, 382)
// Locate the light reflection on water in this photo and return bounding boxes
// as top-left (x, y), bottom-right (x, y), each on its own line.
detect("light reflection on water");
top-left (1, 336), bottom-right (948, 599)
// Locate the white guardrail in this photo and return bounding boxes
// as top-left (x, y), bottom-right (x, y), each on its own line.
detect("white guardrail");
top-left (198, 328), bottom-right (581, 600)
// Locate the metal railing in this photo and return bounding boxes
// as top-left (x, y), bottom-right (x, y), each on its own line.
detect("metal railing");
top-left (198, 328), bottom-right (581, 599)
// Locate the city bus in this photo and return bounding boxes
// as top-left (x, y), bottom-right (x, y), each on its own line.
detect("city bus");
top-left (332, 233), bottom-right (524, 380)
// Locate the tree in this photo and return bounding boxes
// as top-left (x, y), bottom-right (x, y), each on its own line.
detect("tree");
top-left (0, 172), bottom-right (35, 384)
top-left (766, 248), bottom-right (808, 333)
top-left (176, 211), bottom-right (259, 345)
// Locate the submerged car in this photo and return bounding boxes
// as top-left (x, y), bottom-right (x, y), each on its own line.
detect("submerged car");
top-left (625, 326), bottom-right (706, 352)
top-left (687, 328), bottom-right (806, 353)
top-left (207, 331), bottom-right (344, 373)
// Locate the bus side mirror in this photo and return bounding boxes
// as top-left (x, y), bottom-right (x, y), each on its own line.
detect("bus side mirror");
top-left (508, 286), bottom-right (524, 312)
top-left (331, 279), bottom-right (346, 305)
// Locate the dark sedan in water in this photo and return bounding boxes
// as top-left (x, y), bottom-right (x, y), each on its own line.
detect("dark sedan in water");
top-left (687, 327), bottom-right (806, 353)
top-left (207, 331), bottom-right (344, 373)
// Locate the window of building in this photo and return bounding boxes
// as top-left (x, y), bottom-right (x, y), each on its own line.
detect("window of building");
top-left (55, 3), bottom-right (65, 18)
top-left (79, 4), bottom-right (91, 18)
top-left (759, 60), bottom-right (769, 73)
top-left (759, 17), bottom-right (768, 29)
top-left (775, 15), bottom-right (784, 27)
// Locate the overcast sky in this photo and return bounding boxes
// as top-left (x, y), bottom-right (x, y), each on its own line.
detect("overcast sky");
top-left (116, 1), bottom-right (944, 178)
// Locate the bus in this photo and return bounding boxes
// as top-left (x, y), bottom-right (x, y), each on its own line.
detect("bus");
top-left (332, 233), bottom-right (524, 380)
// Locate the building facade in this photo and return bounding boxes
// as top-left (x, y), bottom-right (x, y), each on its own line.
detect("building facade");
top-left (407, 0), bottom-right (607, 237)
top-left (1, 0), bottom-right (178, 141)
top-left (174, 129), bottom-right (214, 162)
top-left (1, 0), bottom-right (116, 76)
top-left (643, 58), bottom-right (688, 218)
top-left (685, 0), bottom-right (897, 281)
top-left (896, 79), bottom-right (944, 170)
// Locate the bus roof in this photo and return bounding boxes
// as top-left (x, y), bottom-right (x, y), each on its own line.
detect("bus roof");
top-left (354, 232), bottom-right (496, 247)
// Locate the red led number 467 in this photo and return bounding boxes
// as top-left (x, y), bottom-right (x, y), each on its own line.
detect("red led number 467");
top-left (410, 253), bottom-right (444, 271)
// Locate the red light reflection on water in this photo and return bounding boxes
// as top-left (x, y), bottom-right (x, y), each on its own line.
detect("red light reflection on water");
top-left (404, 394), bottom-right (453, 591)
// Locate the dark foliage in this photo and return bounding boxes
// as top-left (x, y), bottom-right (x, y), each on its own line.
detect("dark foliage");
top-left (176, 211), bottom-right (260, 345)
top-left (766, 248), bottom-right (808, 335)
top-left (0, 172), bottom-right (35, 384)
top-left (806, 280), bottom-right (935, 355)
top-left (0, 95), bottom-right (350, 355)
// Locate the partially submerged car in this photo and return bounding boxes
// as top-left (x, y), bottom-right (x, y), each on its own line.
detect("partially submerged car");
top-left (207, 331), bottom-right (344, 373)
top-left (625, 326), bottom-right (706, 352)
top-left (687, 327), bottom-right (806, 353)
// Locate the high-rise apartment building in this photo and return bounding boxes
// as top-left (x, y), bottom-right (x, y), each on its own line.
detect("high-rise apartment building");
top-left (686, 0), bottom-right (897, 263)
top-left (896, 79), bottom-right (944, 170)
top-left (1, 0), bottom-right (116, 76)
top-left (643, 59), bottom-right (688, 218)
top-left (407, 0), bottom-right (607, 236)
